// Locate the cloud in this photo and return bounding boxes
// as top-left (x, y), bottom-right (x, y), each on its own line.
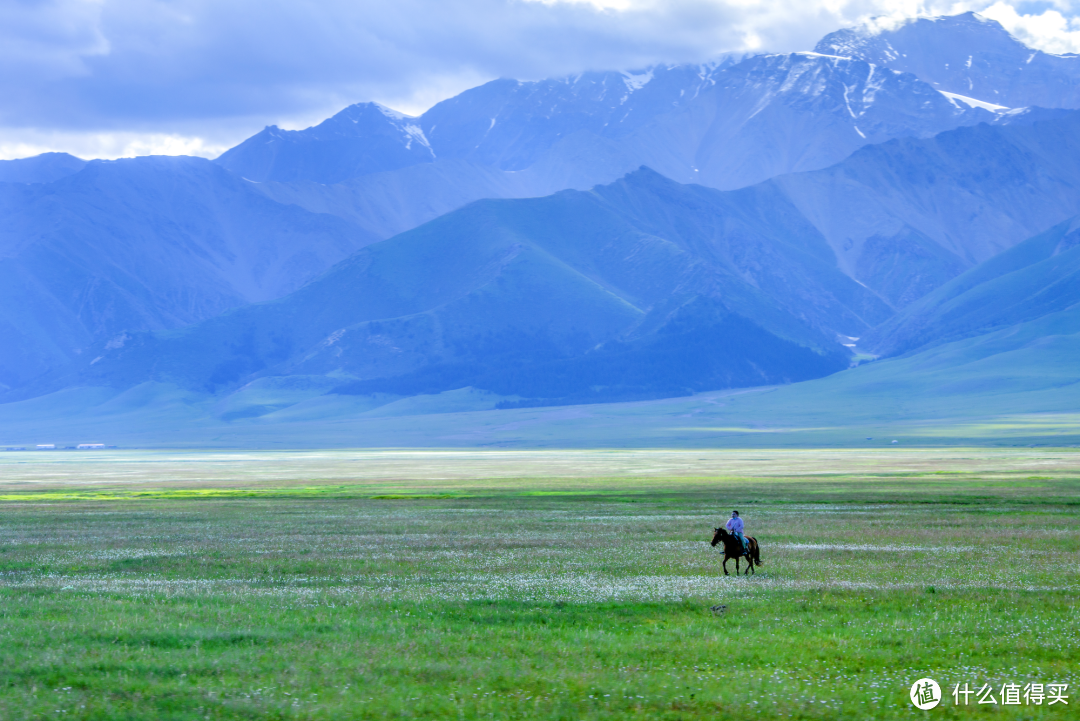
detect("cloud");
top-left (2, 0), bottom-right (1080, 159)
top-left (0, 128), bottom-right (228, 162)
top-left (0, 0), bottom-right (109, 80)
top-left (981, 1), bottom-right (1080, 52)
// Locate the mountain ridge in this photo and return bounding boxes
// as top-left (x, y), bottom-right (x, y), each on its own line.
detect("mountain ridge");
top-left (0, 152), bottom-right (87, 184)
top-left (863, 216), bottom-right (1080, 357)
top-left (217, 51), bottom-right (999, 193)
top-left (815, 12), bottom-right (1080, 109)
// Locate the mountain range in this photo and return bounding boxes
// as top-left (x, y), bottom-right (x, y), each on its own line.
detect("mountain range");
top-left (1, 11), bottom-right (1078, 442)
top-left (36, 168), bottom-right (873, 405)
top-left (816, 12), bottom-right (1080, 110)
top-left (218, 51), bottom-right (1000, 199)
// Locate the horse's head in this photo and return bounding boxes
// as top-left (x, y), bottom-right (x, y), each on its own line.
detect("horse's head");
top-left (710, 527), bottom-right (726, 547)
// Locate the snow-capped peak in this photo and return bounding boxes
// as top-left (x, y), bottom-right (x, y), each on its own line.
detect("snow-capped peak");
top-left (621, 69), bottom-right (654, 92)
top-left (372, 102), bottom-right (418, 122)
top-left (833, 11), bottom-right (995, 43)
top-left (362, 103), bottom-right (433, 154)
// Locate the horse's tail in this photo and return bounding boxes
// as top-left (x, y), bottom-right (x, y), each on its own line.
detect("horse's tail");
top-left (752, 538), bottom-right (762, 566)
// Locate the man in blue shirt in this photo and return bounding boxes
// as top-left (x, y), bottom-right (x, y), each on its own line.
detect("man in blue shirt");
top-left (726, 510), bottom-right (748, 554)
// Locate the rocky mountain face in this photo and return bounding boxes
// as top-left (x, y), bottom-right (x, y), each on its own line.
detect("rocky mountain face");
top-left (218, 51), bottom-right (997, 197)
top-left (217, 103), bottom-right (438, 184)
top-left (815, 12), bottom-right (1080, 110)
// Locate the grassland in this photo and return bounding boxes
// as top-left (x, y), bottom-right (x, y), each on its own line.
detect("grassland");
top-left (0, 449), bottom-right (1078, 719)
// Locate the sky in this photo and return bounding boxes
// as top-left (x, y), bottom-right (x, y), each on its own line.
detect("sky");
top-left (2, 0), bottom-right (1080, 160)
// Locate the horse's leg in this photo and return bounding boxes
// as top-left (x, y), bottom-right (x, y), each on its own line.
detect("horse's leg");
top-left (722, 556), bottom-right (729, 576)
top-left (735, 556), bottom-right (740, 574)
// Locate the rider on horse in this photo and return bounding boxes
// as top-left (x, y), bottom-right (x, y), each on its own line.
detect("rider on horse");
top-left (726, 510), bottom-right (748, 554)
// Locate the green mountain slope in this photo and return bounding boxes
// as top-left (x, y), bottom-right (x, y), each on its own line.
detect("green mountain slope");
top-left (866, 216), bottom-right (1080, 356)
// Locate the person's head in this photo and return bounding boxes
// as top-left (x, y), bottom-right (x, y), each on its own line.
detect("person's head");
top-left (731, 510), bottom-right (739, 518)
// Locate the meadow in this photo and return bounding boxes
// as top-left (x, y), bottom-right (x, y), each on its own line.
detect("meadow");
top-left (0, 449), bottom-right (1077, 719)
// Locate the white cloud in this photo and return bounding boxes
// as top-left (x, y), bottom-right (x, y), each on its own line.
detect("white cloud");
top-left (0, 129), bottom-right (228, 161)
top-left (981, 1), bottom-right (1080, 53)
top-left (2, 0), bottom-right (1080, 159)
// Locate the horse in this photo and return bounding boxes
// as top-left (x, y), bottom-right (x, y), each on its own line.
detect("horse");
top-left (710, 527), bottom-right (762, 576)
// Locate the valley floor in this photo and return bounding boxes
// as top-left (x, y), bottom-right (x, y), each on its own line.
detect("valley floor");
top-left (3, 306), bottom-right (1079, 450)
top-left (0, 449), bottom-right (1077, 719)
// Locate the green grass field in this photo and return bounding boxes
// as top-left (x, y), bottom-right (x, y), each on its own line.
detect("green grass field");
top-left (1, 449), bottom-right (1077, 719)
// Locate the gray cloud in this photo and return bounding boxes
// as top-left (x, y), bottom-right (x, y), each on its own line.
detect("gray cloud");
top-left (2, 0), bottom-right (744, 128)
top-left (1, 0), bottom-right (1077, 157)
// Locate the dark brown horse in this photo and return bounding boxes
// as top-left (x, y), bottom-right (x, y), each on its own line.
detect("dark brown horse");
top-left (710, 527), bottom-right (762, 576)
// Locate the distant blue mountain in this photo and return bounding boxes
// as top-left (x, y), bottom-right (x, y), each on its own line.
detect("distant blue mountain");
top-left (240, 107), bottom-right (1080, 317)
top-left (9, 109), bottom-right (1080, 400)
top-left (208, 29), bottom-right (1080, 314)
top-left (98, 107), bottom-right (1080, 408)
top-left (28, 168), bottom-right (880, 406)
top-left (816, 12), bottom-right (1080, 110)
top-left (0, 156), bottom-right (376, 390)
top-left (272, 112), bottom-right (1080, 320)
top-left (769, 111), bottom-right (1080, 308)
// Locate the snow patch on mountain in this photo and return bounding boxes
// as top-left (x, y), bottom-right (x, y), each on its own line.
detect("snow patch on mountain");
top-left (939, 90), bottom-right (1009, 112)
top-left (372, 103), bottom-right (434, 154)
top-left (797, 51), bottom-right (848, 61)
top-left (373, 103), bottom-right (416, 123)
top-left (621, 69), bottom-right (654, 92)
top-left (403, 125), bottom-right (432, 153)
